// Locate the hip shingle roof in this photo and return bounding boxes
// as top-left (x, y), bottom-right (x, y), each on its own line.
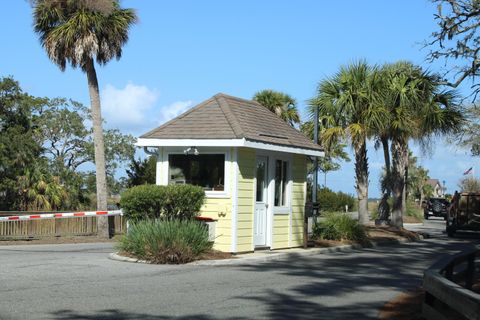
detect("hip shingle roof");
top-left (140, 93), bottom-right (323, 152)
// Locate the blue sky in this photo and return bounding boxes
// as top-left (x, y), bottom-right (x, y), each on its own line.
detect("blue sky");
top-left (0, 1), bottom-right (476, 197)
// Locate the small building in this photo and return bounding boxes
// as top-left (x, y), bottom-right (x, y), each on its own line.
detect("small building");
top-left (426, 179), bottom-right (444, 198)
top-left (137, 93), bottom-right (323, 253)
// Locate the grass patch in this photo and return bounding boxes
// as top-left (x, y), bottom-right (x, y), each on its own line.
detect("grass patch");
top-left (313, 212), bottom-right (367, 243)
top-left (117, 219), bottom-right (213, 264)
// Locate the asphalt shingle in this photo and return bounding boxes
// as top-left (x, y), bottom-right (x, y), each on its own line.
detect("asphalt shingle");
top-left (140, 93), bottom-right (323, 152)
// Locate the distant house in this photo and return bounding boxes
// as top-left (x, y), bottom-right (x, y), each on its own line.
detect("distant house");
top-left (137, 93), bottom-right (324, 253)
top-left (426, 179), bottom-right (444, 197)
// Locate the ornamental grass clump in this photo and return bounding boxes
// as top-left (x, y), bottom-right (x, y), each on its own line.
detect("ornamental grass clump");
top-left (118, 219), bottom-right (212, 264)
top-left (313, 212), bottom-right (367, 243)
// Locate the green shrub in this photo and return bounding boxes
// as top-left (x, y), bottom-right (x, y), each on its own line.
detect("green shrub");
top-left (317, 187), bottom-right (355, 212)
top-left (117, 219), bottom-right (213, 264)
top-left (405, 201), bottom-right (423, 220)
top-left (120, 184), bottom-right (205, 221)
top-left (313, 212), bottom-right (367, 242)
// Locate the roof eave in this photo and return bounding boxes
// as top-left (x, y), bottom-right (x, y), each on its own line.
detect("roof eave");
top-left (136, 138), bottom-right (324, 157)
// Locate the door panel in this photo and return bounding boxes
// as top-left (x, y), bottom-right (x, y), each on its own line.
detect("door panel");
top-left (254, 156), bottom-right (268, 247)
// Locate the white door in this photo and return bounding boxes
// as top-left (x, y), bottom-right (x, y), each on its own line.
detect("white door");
top-left (254, 156), bottom-right (268, 247)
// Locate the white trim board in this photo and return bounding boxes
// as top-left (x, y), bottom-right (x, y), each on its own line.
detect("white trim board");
top-left (137, 138), bottom-right (324, 157)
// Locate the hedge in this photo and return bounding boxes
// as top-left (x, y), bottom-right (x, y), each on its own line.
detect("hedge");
top-left (120, 184), bottom-right (205, 221)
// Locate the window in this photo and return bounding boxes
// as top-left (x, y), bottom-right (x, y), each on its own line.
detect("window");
top-left (168, 154), bottom-right (225, 191)
top-left (274, 159), bottom-right (288, 207)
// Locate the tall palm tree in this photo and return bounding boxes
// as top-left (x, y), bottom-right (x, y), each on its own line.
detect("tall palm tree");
top-left (253, 90), bottom-right (300, 126)
top-left (32, 0), bottom-right (137, 237)
top-left (377, 62), bottom-right (464, 227)
top-left (309, 61), bottom-right (385, 225)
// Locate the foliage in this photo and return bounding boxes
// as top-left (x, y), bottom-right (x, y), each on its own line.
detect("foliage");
top-left (0, 76), bottom-right (135, 211)
top-left (118, 219), bottom-right (212, 264)
top-left (125, 156), bottom-right (157, 187)
top-left (35, 98), bottom-right (135, 185)
top-left (456, 107), bottom-right (480, 156)
top-left (404, 201), bottom-right (423, 220)
top-left (32, 0), bottom-right (138, 72)
top-left (253, 90), bottom-right (300, 126)
top-left (458, 176), bottom-right (480, 192)
top-left (309, 60), bottom-right (383, 225)
top-left (0, 77), bottom-right (44, 210)
top-left (313, 212), bottom-right (367, 242)
top-left (120, 184), bottom-right (205, 222)
top-left (426, 0), bottom-right (480, 101)
top-left (301, 120), bottom-right (350, 188)
top-left (317, 187), bottom-right (355, 212)
top-left (406, 153), bottom-right (431, 202)
top-left (375, 61), bottom-right (464, 227)
top-left (16, 164), bottom-right (67, 211)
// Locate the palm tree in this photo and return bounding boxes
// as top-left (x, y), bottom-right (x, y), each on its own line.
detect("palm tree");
top-left (309, 61), bottom-right (385, 225)
top-left (33, 0), bottom-right (137, 237)
top-left (377, 62), bottom-right (464, 227)
top-left (17, 167), bottom-right (67, 211)
top-left (253, 90), bottom-right (300, 126)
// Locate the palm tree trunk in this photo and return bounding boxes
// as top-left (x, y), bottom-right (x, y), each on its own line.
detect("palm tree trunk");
top-left (402, 162), bottom-right (408, 215)
top-left (390, 138), bottom-right (407, 228)
top-left (85, 58), bottom-right (109, 238)
top-left (377, 135), bottom-right (391, 222)
top-left (381, 135), bottom-right (391, 196)
top-left (355, 140), bottom-right (369, 225)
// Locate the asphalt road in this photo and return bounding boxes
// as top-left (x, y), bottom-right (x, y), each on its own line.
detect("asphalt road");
top-left (0, 218), bottom-right (478, 320)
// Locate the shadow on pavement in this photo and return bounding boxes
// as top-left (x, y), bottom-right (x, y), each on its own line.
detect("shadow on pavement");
top-left (235, 236), bottom-right (480, 319)
top-left (51, 309), bottom-right (224, 320)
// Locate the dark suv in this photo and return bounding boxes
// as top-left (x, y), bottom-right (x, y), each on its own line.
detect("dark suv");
top-left (423, 198), bottom-right (449, 220)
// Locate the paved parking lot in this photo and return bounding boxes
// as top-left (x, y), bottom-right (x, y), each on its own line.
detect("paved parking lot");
top-left (0, 219), bottom-right (478, 319)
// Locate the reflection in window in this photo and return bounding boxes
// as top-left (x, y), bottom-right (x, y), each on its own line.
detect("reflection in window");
top-left (169, 154), bottom-right (225, 191)
top-left (256, 160), bottom-right (266, 202)
top-left (274, 160), bottom-right (288, 207)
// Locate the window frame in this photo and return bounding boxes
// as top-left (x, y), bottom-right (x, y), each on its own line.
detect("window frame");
top-left (162, 148), bottom-right (231, 199)
top-left (271, 156), bottom-right (292, 215)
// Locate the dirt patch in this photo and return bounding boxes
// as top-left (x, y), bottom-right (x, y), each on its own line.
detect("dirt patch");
top-left (379, 287), bottom-right (425, 320)
top-left (200, 250), bottom-right (234, 260)
top-left (0, 236), bottom-right (117, 245)
top-left (403, 215), bottom-right (423, 224)
top-left (313, 226), bottom-right (422, 248)
top-left (367, 226), bottom-right (422, 242)
top-left (117, 249), bottom-right (234, 264)
top-left (313, 239), bottom-right (356, 247)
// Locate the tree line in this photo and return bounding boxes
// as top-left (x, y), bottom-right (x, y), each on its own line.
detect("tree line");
top-left (0, 77), bottom-right (135, 211)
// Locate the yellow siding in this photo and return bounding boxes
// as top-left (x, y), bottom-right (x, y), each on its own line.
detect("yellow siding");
top-left (291, 154), bottom-right (307, 247)
top-left (200, 198), bottom-right (231, 252)
top-left (273, 214), bottom-right (289, 249)
top-left (199, 147), bottom-right (235, 252)
top-left (236, 148), bottom-right (255, 252)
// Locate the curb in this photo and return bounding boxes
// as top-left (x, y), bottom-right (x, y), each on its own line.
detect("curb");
top-left (109, 252), bottom-right (150, 264)
top-left (109, 235), bottom-right (424, 266)
top-left (403, 223), bottom-right (424, 226)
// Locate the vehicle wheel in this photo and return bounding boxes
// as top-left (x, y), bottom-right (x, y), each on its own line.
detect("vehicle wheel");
top-left (424, 214), bottom-right (429, 220)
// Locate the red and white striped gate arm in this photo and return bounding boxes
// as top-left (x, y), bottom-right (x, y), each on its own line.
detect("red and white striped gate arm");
top-left (0, 210), bottom-right (122, 222)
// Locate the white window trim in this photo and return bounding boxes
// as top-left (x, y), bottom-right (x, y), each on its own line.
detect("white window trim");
top-left (161, 147), bottom-right (231, 199)
top-left (272, 156), bottom-right (293, 215)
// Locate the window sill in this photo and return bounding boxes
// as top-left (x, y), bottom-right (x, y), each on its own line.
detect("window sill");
top-left (205, 191), bottom-right (230, 199)
top-left (273, 207), bottom-right (290, 215)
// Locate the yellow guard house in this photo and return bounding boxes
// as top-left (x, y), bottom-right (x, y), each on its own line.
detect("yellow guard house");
top-left (137, 93), bottom-right (323, 253)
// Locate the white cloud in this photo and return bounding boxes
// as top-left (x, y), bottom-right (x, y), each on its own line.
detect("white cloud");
top-left (100, 83), bottom-right (195, 136)
top-left (157, 100), bottom-right (194, 125)
top-left (101, 83), bottom-right (159, 132)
